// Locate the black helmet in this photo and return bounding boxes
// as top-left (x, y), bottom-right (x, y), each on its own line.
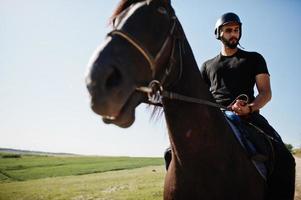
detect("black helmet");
top-left (214, 12), bottom-right (242, 40)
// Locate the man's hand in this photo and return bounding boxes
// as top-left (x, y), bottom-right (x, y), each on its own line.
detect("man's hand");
top-left (230, 100), bottom-right (252, 116)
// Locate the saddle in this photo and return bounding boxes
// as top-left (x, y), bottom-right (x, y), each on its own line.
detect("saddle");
top-left (224, 111), bottom-right (276, 180)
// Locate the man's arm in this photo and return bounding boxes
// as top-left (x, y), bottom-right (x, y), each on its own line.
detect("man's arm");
top-left (250, 73), bottom-right (272, 111)
top-left (231, 73), bottom-right (271, 115)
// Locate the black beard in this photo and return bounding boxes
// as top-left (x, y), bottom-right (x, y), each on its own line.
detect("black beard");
top-left (221, 36), bottom-right (239, 49)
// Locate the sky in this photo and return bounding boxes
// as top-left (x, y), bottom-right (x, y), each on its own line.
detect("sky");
top-left (1, 0), bottom-right (300, 157)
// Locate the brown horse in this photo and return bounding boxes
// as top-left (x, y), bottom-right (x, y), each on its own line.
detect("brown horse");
top-left (85, 0), bottom-right (266, 199)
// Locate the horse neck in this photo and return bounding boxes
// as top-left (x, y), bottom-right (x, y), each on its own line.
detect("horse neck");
top-left (162, 39), bottom-right (236, 167)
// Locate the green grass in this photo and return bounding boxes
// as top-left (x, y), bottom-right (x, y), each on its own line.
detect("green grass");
top-left (0, 154), bottom-right (165, 199)
top-left (0, 154), bottom-right (164, 182)
top-left (0, 165), bottom-right (165, 200)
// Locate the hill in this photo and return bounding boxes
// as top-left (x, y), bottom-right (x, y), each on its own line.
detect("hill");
top-left (0, 147), bottom-right (77, 157)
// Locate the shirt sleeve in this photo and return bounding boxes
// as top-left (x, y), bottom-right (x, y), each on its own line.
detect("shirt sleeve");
top-left (253, 52), bottom-right (269, 76)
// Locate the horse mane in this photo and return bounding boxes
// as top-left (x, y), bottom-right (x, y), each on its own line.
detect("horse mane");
top-left (110, 0), bottom-right (145, 25)
top-left (110, 0), bottom-right (171, 25)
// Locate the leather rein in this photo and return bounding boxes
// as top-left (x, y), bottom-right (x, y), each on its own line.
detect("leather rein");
top-left (108, 12), bottom-right (229, 111)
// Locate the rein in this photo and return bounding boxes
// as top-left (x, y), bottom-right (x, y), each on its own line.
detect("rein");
top-left (136, 81), bottom-right (249, 111)
top-left (136, 80), bottom-right (229, 110)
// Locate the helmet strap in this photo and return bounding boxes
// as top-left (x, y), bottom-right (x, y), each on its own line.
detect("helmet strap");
top-left (238, 42), bottom-right (245, 49)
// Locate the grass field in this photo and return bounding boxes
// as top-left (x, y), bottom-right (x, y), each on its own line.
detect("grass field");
top-left (0, 153), bottom-right (163, 182)
top-left (1, 153), bottom-right (300, 200)
top-left (0, 165), bottom-right (165, 200)
top-left (0, 153), bottom-right (165, 200)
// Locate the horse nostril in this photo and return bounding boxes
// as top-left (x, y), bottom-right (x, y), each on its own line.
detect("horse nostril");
top-left (105, 67), bottom-right (122, 89)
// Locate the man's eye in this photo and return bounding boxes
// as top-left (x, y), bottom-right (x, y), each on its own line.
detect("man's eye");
top-left (224, 28), bottom-right (239, 33)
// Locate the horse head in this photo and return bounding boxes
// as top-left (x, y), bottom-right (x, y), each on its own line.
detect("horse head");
top-left (86, 0), bottom-right (182, 128)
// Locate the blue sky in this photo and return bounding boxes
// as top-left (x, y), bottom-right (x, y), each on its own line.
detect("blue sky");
top-left (1, 0), bottom-right (300, 156)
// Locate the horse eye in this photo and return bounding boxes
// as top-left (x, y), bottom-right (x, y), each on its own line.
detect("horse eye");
top-left (157, 7), bottom-right (167, 15)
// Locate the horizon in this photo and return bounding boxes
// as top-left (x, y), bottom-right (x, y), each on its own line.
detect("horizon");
top-left (0, 147), bottom-right (162, 157)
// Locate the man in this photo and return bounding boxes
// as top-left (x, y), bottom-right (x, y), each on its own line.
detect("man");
top-left (200, 12), bottom-right (295, 200)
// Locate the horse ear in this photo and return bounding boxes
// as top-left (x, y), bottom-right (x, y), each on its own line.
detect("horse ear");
top-left (163, 0), bottom-right (171, 4)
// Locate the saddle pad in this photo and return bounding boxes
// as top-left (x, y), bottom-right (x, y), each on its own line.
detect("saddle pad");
top-left (225, 111), bottom-right (267, 181)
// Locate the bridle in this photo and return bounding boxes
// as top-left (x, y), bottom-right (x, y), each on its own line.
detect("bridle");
top-left (108, 3), bottom-right (233, 111)
top-left (108, 17), bottom-right (177, 75)
top-left (108, 12), bottom-right (181, 85)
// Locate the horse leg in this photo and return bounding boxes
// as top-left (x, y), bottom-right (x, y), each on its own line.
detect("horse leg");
top-left (267, 141), bottom-right (296, 200)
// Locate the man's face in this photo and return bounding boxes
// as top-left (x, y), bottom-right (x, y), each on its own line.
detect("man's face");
top-left (220, 22), bottom-right (240, 49)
